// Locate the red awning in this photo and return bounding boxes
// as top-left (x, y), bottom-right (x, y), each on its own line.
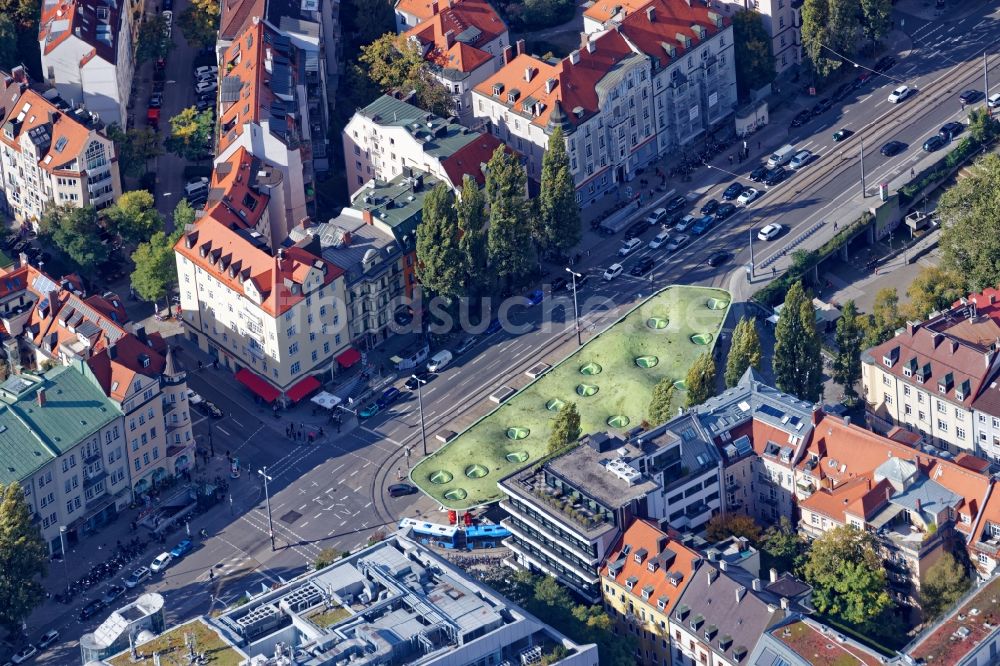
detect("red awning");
top-left (234, 368), bottom-right (281, 403)
top-left (286, 376), bottom-right (321, 403)
top-left (336, 347), bottom-right (362, 368)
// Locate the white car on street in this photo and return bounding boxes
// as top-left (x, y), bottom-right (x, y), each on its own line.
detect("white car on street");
top-left (664, 233), bottom-right (688, 251)
top-left (194, 65), bottom-right (218, 78)
top-left (195, 80), bottom-right (217, 95)
top-left (887, 85), bottom-right (912, 103)
top-left (603, 263), bottom-right (623, 281)
top-left (648, 230), bottom-right (670, 249)
top-left (757, 223), bottom-right (784, 241)
top-left (618, 237), bottom-right (642, 257)
top-left (674, 214), bottom-right (696, 232)
top-left (737, 188), bottom-right (762, 206)
top-left (644, 207), bottom-right (667, 226)
top-left (989, 93), bottom-right (1000, 109)
top-left (150, 552), bottom-right (172, 573)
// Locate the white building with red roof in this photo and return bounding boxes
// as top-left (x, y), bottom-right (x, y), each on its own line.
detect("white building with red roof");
top-left (0, 68), bottom-right (120, 228)
top-left (472, 0), bottom-right (735, 203)
top-left (38, 0), bottom-right (137, 127)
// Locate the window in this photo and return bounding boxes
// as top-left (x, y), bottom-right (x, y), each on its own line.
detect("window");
top-left (904, 386), bottom-right (911, 396)
top-left (957, 427), bottom-right (967, 440)
top-left (937, 420), bottom-right (948, 433)
top-left (291, 362), bottom-right (301, 374)
top-left (884, 393), bottom-right (892, 405)
top-left (919, 411), bottom-right (927, 422)
top-left (883, 375), bottom-right (891, 386)
top-left (918, 393), bottom-right (925, 403)
top-left (937, 400), bottom-right (947, 414)
top-left (905, 404), bottom-right (912, 415)
top-left (956, 409), bottom-right (965, 421)
top-left (289, 342), bottom-right (299, 355)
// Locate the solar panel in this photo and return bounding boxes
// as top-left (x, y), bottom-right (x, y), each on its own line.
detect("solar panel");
top-left (758, 404), bottom-right (785, 420)
top-left (732, 435), bottom-right (752, 456)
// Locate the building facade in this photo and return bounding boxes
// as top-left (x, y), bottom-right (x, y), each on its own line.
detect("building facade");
top-left (706, 0), bottom-right (802, 75)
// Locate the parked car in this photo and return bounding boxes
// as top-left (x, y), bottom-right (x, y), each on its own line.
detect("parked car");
top-left (887, 85), bottom-right (913, 103)
top-left (674, 214), bottom-right (696, 232)
top-left (426, 350), bottom-right (452, 373)
top-left (200, 401), bottom-right (223, 418)
top-left (989, 93), bottom-right (1000, 109)
top-left (700, 199), bottom-right (719, 215)
top-left (757, 223), bottom-right (784, 241)
top-left (195, 80), bottom-right (217, 95)
top-left (648, 230), bottom-right (670, 249)
top-left (618, 237), bottom-right (642, 256)
top-left (79, 599), bottom-right (106, 621)
top-left (169, 539), bottom-right (194, 559)
top-left (603, 263), bottom-right (623, 281)
top-left (874, 55), bottom-right (896, 72)
top-left (358, 403), bottom-right (380, 419)
top-left (714, 203), bottom-right (736, 220)
top-left (691, 215), bottom-right (715, 235)
top-left (484, 318), bottom-right (503, 335)
top-left (10, 646), bottom-right (37, 664)
top-left (625, 221), bottom-right (649, 238)
top-left (811, 98), bottom-right (833, 115)
top-left (832, 128), bottom-right (852, 142)
top-left (737, 188), bottom-right (762, 206)
top-left (376, 387), bottom-right (402, 409)
top-left (664, 195), bottom-right (687, 212)
top-left (790, 109), bottom-right (811, 128)
top-left (388, 484), bottom-right (417, 497)
top-left (923, 134), bottom-right (947, 152)
top-left (194, 65), bottom-right (219, 78)
top-left (150, 552), bottom-right (172, 573)
top-left (404, 371), bottom-right (432, 390)
top-left (880, 140), bottom-right (907, 156)
top-left (644, 207), bottom-right (668, 225)
top-left (148, 93), bottom-right (163, 108)
top-left (959, 89), bottom-right (982, 104)
top-left (722, 182), bottom-right (744, 200)
top-left (549, 277), bottom-right (568, 292)
top-left (124, 566), bottom-right (150, 589)
top-left (749, 165), bottom-right (768, 182)
top-left (630, 257), bottom-right (655, 276)
top-left (185, 389), bottom-right (203, 404)
top-left (763, 168), bottom-right (787, 186)
top-left (523, 289), bottom-right (544, 306)
top-left (664, 234), bottom-right (688, 251)
top-left (707, 250), bottom-right (733, 267)
top-left (939, 121), bottom-right (964, 139)
top-left (789, 150), bottom-right (813, 170)
top-left (102, 584), bottom-right (126, 605)
top-left (36, 631), bottom-right (59, 651)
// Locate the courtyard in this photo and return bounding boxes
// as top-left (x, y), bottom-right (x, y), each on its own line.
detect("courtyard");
top-left (412, 285), bottom-right (731, 510)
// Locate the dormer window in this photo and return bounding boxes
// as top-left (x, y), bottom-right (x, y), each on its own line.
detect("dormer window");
top-left (656, 596), bottom-right (668, 610)
top-left (625, 576), bottom-right (638, 590)
top-left (633, 548), bottom-right (647, 564)
top-left (647, 560), bottom-right (659, 573)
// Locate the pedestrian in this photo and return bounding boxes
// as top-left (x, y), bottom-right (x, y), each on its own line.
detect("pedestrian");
top-left (772, 266), bottom-right (776, 277)
top-left (910, 168), bottom-right (915, 177)
top-left (833, 221), bottom-right (838, 231)
top-left (198, 360), bottom-right (203, 370)
top-left (728, 155), bottom-right (733, 165)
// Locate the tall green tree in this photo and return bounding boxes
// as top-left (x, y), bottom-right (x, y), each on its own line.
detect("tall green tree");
top-left (725, 316), bottom-right (762, 387)
top-left (903, 266), bottom-right (966, 321)
top-left (0, 482), bottom-right (47, 632)
top-left (548, 402), bottom-right (580, 454)
top-left (773, 281), bottom-right (824, 402)
top-left (967, 107), bottom-right (1000, 145)
top-left (343, 0), bottom-right (395, 46)
top-left (172, 198), bottom-right (197, 229)
top-left (457, 175), bottom-right (489, 297)
top-left (107, 125), bottom-right (163, 179)
top-left (131, 230), bottom-right (183, 307)
top-left (761, 516), bottom-right (806, 573)
top-left (861, 287), bottom-right (904, 348)
top-left (685, 352), bottom-right (717, 408)
top-left (178, 0), bottom-right (220, 50)
top-left (705, 513), bottom-right (762, 544)
top-left (647, 378), bottom-right (675, 425)
top-left (358, 33), bottom-right (453, 117)
top-left (0, 14), bottom-right (18, 72)
top-left (415, 183), bottom-right (463, 300)
top-left (860, 0), bottom-right (892, 49)
top-left (802, 525), bottom-right (892, 625)
top-left (801, 0), bottom-right (860, 77)
top-left (485, 146), bottom-right (536, 293)
top-left (732, 10), bottom-right (775, 98)
top-left (136, 15), bottom-right (173, 64)
top-left (537, 127), bottom-right (581, 255)
top-left (832, 300), bottom-right (863, 404)
top-left (106, 190), bottom-right (164, 245)
top-left (165, 107), bottom-right (214, 161)
top-left (939, 154), bottom-right (1000, 291)
top-left (920, 552), bottom-right (970, 620)
top-left (40, 205), bottom-right (108, 272)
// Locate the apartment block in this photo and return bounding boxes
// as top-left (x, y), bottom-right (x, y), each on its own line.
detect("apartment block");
top-left (38, 0), bottom-right (137, 127)
top-left (600, 519), bottom-right (701, 666)
top-left (904, 575), bottom-right (1000, 665)
top-left (343, 94), bottom-right (504, 195)
top-left (404, 0), bottom-right (509, 123)
top-left (174, 214), bottom-right (350, 403)
top-left (748, 614), bottom-right (887, 665)
top-left (0, 68), bottom-right (120, 227)
top-left (207, 530), bottom-right (599, 665)
top-left (0, 365), bottom-right (127, 555)
top-left (473, 0), bottom-right (736, 204)
top-left (706, 0), bottom-right (802, 75)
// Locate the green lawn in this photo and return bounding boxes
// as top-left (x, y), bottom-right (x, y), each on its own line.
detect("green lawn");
top-left (412, 285), bottom-right (731, 509)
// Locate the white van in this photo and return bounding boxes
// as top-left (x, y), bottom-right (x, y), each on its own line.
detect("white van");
top-left (427, 350), bottom-right (452, 373)
top-left (767, 144), bottom-right (796, 169)
top-left (184, 177), bottom-right (208, 197)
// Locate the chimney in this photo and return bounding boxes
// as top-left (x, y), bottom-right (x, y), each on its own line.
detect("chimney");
top-left (812, 404), bottom-right (822, 425)
top-left (524, 66), bottom-right (535, 82)
top-left (37, 388), bottom-right (46, 407)
top-left (885, 486), bottom-right (891, 502)
top-left (719, 559), bottom-right (728, 571)
top-left (916, 498), bottom-right (922, 512)
top-left (445, 29), bottom-right (455, 47)
top-left (568, 50), bottom-right (580, 65)
top-left (780, 597), bottom-right (790, 610)
top-left (734, 585), bottom-right (746, 604)
top-left (502, 45), bottom-right (514, 64)
top-left (134, 325), bottom-right (148, 345)
top-left (646, 5), bottom-right (655, 21)
top-left (844, 415), bottom-right (851, 428)
top-left (586, 39), bottom-right (596, 54)
top-left (751, 578), bottom-right (763, 592)
top-left (769, 568), bottom-right (778, 583)
top-left (544, 77), bottom-right (557, 94)
top-left (18, 251), bottom-right (28, 268)
top-left (516, 38), bottom-right (525, 55)
top-left (430, 0), bottom-right (439, 14)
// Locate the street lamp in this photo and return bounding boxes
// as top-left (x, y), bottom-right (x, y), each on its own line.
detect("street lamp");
top-left (58, 526), bottom-right (69, 591)
top-left (565, 267), bottom-right (583, 347)
top-left (257, 467), bottom-right (275, 551)
top-left (859, 134), bottom-right (867, 197)
top-left (748, 226), bottom-right (755, 279)
top-left (411, 375), bottom-right (428, 456)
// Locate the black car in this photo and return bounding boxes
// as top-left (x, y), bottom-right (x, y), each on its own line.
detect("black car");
top-left (148, 93), bottom-right (163, 108)
top-left (923, 135), bottom-right (947, 152)
top-left (664, 211), bottom-right (686, 228)
top-left (764, 168), bottom-right (787, 186)
top-left (388, 483), bottom-right (417, 497)
top-left (550, 277), bottom-right (568, 292)
top-left (664, 195), bottom-right (687, 212)
top-left (715, 202), bottom-right (737, 220)
top-left (707, 250), bottom-right (733, 267)
top-left (939, 121), bottom-right (964, 139)
top-left (749, 165), bottom-right (769, 182)
top-left (404, 372), bottom-right (432, 391)
top-left (832, 82), bottom-right (853, 102)
top-left (790, 109), bottom-right (811, 128)
top-left (812, 98), bottom-right (833, 115)
top-left (700, 199), bottom-right (719, 215)
top-left (959, 89), bottom-right (982, 104)
top-left (630, 257), bottom-right (655, 276)
top-left (626, 221), bottom-right (649, 238)
top-left (874, 56), bottom-right (896, 73)
top-left (199, 401), bottom-right (223, 418)
top-left (722, 182), bottom-right (744, 200)
top-left (880, 140), bottom-right (907, 157)
top-left (79, 599), bottom-right (106, 621)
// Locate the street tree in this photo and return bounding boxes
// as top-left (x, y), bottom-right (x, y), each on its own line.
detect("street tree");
top-left (801, 0), bottom-right (860, 77)
top-left (967, 107), bottom-right (1000, 145)
top-left (903, 265), bottom-right (965, 320)
top-left (832, 300), bottom-right (863, 404)
top-left (358, 33), bottom-right (453, 117)
top-left (0, 0), bottom-right (38, 30)
top-left (705, 513), bottom-right (762, 544)
top-left (178, 0), bottom-right (220, 50)
top-left (802, 525), bottom-right (892, 625)
top-left (136, 15), bottom-right (173, 64)
top-left (725, 316), bottom-right (762, 387)
top-left (685, 352), bottom-right (717, 408)
top-left (107, 125), bottom-right (163, 179)
top-left (647, 378), bottom-right (675, 426)
top-left (861, 287), bottom-right (904, 348)
top-left (939, 153), bottom-right (1000, 291)
top-left (0, 14), bottom-right (18, 72)
top-left (485, 146), bottom-right (536, 293)
top-left (773, 281), bottom-right (824, 402)
top-left (172, 198), bottom-right (197, 229)
top-left (457, 175), bottom-right (489, 297)
top-left (106, 190), bottom-right (164, 245)
top-left (732, 10), bottom-right (775, 98)
top-left (415, 183), bottom-right (463, 300)
top-left (165, 107), bottom-right (214, 162)
top-left (40, 205), bottom-right (107, 272)
top-left (130, 230), bottom-right (183, 309)
top-left (0, 482), bottom-right (47, 633)
top-left (547, 402), bottom-right (580, 454)
top-left (920, 552), bottom-right (970, 620)
top-left (761, 516), bottom-right (807, 573)
top-left (538, 127), bottom-right (581, 255)
top-left (860, 0), bottom-right (892, 52)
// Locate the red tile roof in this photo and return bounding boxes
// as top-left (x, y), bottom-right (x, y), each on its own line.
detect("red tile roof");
top-left (0, 87), bottom-right (95, 176)
top-left (440, 133), bottom-right (505, 186)
top-left (219, 0), bottom-right (265, 41)
top-left (405, 0), bottom-right (506, 73)
top-left (799, 476), bottom-right (893, 524)
top-left (395, 0), bottom-right (437, 23)
top-left (203, 146), bottom-right (270, 231)
top-left (615, 0), bottom-right (729, 68)
top-left (39, 0), bottom-right (125, 64)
